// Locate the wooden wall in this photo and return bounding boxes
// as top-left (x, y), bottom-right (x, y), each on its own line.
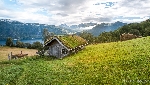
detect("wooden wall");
top-left (47, 39), bottom-right (69, 58)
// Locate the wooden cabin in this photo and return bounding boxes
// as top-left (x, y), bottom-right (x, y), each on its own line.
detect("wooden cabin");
top-left (44, 35), bottom-right (88, 58)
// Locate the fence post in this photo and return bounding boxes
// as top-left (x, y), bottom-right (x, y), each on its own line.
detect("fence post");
top-left (10, 52), bottom-right (12, 60)
top-left (8, 54), bottom-right (10, 61)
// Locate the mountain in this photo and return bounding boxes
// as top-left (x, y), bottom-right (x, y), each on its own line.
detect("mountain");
top-left (0, 19), bottom-right (71, 40)
top-left (0, 19), bottom-right (128, 40)
top-left (87, 21), bottom-right (127, 36)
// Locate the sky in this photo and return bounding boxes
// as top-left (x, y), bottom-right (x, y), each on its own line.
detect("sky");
top-left (0, 0), bottom-right (150, 25)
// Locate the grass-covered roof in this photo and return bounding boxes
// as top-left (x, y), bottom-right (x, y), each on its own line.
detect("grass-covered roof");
top-left (44, 35), bottom-right (87, 49)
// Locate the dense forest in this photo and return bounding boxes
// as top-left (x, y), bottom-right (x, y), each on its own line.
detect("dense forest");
top-left (79, 19), bottom-right (150, 43)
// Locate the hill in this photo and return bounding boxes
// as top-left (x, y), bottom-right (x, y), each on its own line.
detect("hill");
top-left (0, 37), bottom-right (150, 84)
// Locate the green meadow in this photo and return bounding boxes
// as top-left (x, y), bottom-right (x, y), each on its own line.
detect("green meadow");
top-left (0, 37), bottom-right (150, 85)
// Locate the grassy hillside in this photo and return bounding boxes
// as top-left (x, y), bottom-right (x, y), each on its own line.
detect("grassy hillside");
top-left (0, 37), bottom-right (150, 84)
top-left (0, 47), bottom-right (37, 61)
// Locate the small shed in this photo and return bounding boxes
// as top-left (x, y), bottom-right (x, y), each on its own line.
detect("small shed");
top-left (44, 35), bottom-right (88, 58)
top-left (120, 33), bottom-right (137, 41)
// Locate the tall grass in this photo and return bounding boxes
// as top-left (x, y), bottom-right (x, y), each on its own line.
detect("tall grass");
top-left (0, 37), bottom-right (150, 85)
top-left (0, 46), bottom-right (37, 61)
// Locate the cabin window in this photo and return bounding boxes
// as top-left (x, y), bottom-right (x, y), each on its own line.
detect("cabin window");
top-left (62, 49), bottom-right (68, 54)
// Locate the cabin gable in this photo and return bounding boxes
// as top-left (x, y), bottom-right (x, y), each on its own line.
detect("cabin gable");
top-left (46, 39), bottom-right (69, 58)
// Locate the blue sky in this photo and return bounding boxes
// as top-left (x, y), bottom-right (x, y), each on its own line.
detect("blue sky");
top-left (0, 0), bottom-right (150, 25)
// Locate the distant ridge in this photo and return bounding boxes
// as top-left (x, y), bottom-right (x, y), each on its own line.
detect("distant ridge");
top-left (0, 19), bottom-right (70, 40)
top-left (0, 19), bottom-right (128, 40)
top-left (86, 21), bottom-right (127, 36)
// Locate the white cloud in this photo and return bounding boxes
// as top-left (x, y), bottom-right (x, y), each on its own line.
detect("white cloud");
top-left (0, 0), bottom-right (150, 25)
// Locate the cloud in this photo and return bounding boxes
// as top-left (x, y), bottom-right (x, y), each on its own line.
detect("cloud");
top-left (0, 0), bottom-right (150, 25)
top-left (56, 13), bottom-right (69, 17)
top-left (83, 17), bottom-right (112, 23)
top-left (17, 0), bottom-right (50, 7)
top-left (94, 2), bottom-right (117, 8)
top-left (57, 0), bottom-right (88, 11)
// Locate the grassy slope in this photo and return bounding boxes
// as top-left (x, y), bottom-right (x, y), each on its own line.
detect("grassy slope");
top-left (0, 37), bottom-right (150, 85)
top-left (0, 47), bottom-right (38, 61)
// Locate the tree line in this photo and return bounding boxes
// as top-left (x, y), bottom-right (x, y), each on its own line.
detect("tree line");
top-left (79, 19), bottom-right (150, 44)
top-left (5, 37), bottom-right (43, 50)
